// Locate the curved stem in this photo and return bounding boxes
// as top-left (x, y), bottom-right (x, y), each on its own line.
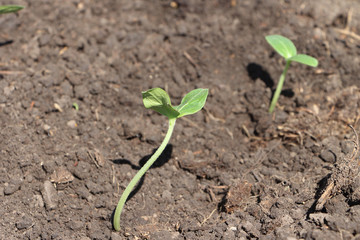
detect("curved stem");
top-left (113, 118), bottom-right (177, 231)
top-left (269, 60), bottom-right (291, 113)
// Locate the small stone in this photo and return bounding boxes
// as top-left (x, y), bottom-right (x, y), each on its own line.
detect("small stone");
top-left (43, 124), bottom-right (53, 136)
top-left (41, 180), bottom-right (58, 210)
top-left (53, 103), bottom-right (63, 112)
top-left (319, 150), bottom-right (336, 163)
top-left (313, 27), bottom-right (325, 40)
top-left (43, 124), bottom-right (51, 131)
top-left (42, 160), bottom-right (56, 174)
top-left (230, 226), bottom-right (237, 231)
top-left (4, 180), bottom-right (21, 195)
top-left (111, 232), bottom-right (122, 240)
top-left (67, 120), bottom-right (77, 128)
top-left (16, 216), bottom-right (33, 230)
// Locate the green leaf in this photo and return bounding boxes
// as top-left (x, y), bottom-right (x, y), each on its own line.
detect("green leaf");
top-left (289, 54), bottom-right (318, 67)
top-left (174, 88), bottom-right (208, 117)
top-left (0, 5), bottom-right (24, 14)
top-left (265, 35), bottom-right (297, 60)
top-left (142, 88), bottom-right (180, 119)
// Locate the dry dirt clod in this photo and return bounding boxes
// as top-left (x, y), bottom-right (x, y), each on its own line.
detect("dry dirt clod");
top-left (224, 180), bottom-right (252, 213)
top-left (315, 125), bottom-right (360, 211)
top-left (50, 166), bottom-right (74, 184)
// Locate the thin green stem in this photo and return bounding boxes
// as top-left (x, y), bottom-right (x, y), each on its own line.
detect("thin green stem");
top-left (113, 118), bottom-right (177, 231)
top-left (269, 60), bottom-right (291, 113)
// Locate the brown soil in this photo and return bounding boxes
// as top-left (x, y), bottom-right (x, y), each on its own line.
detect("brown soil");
top-left (1, 0), bottom-right (360, 239)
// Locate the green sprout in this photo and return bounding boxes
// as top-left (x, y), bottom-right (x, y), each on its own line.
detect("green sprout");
top-left (72, 102), bottom-right (79, 111)
top-left (0, 5), bottom-right (23, 14)
top-left (265, 35), bottom-right (318, 113)
top-left (113, 87), bottom-right (208, 231)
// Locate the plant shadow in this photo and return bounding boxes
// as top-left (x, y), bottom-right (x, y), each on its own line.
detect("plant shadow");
top-left (112, 144), bottom-right (173, 202)
top-left (246, 62), bottom-right (294, 99)
top-left (0, 40), bottom-right (13, 47)
top-left (247, 62), bottom-right (274, 88)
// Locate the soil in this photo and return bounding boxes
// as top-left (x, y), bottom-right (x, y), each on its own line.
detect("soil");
top-left (1, 0), bottom-right (360, 239)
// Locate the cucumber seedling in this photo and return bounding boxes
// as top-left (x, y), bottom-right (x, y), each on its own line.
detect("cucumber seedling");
top-left (265, 35), bottom-right (318, 113)
top-left (113, 87), bottom-right (208, 231)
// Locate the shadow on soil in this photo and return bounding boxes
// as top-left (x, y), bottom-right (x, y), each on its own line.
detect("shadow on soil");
top-left (112, 144), bottom-right (173, 201)
top-left (0, 40), bottom-right (13, 47)
top-left (307, 173), bottom-right (332, 216)
top-left (247, 62), bottom-right (274, 88)
top-left (246, 62), bottom-right (294, 99)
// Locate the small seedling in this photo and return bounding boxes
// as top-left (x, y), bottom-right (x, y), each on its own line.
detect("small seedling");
top-left (113, 87), bottom-right (208, 231)
top-left (0, 5), bottom-right (23, 14)
top-left (72, 102), bottom-right (79, 111)
top-left (265, 35), bottom-right (318, 113)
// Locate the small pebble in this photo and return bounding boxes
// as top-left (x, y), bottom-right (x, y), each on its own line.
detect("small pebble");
top-left (67, 120), bottom-right (77, 128)
top-left (111, 232), bottom-right (122, 240)
top-left (43, 124), bottom-right (51, 135)
top-left (319, 150), bottom-right (336, 163)
top-left (54, 103), bottom-right (63, 112)
top-left (41, 180), bottom-right (58, 210)
top-left (4, 180), bottom-right (21, 195)
top-left (16, 216), bottom-right (33, 230)
top-left (230, 226), bottom-right (237, 231)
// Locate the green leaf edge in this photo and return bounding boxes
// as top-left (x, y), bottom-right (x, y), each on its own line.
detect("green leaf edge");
top-left (142, 88), bottom-right (180, 119)
top-left (0, 5), bottom-right (24, 14)
top-left (174, 88), bottom-right (209, 118)
top-left (288, 54), bottom-right (318, 67)
top-left (265, 35), bottom-right (297, 60)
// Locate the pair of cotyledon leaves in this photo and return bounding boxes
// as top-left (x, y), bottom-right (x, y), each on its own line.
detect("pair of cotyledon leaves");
top-left (265, 35), bottom-right (318, 67)
top-left (142, 88), bottom-right (208, 119)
